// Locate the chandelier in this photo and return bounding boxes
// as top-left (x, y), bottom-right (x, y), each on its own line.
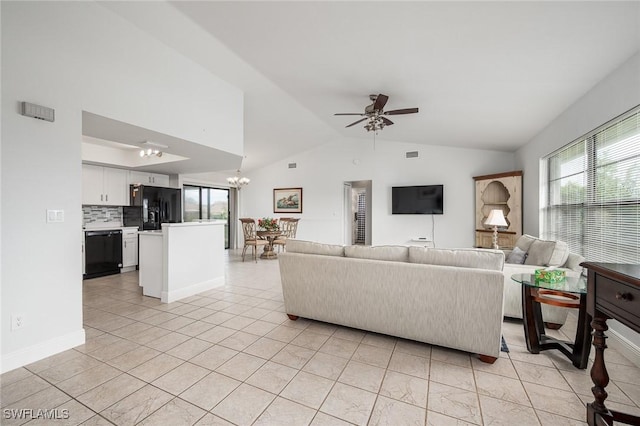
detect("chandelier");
top-left (227, 170), bottom-right (250, 188)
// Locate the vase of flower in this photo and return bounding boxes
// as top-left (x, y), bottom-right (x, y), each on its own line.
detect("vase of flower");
top-left (258, 217), bottom-right (279, 231)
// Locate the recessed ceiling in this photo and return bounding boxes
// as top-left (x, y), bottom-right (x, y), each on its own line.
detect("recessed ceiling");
top-left (103, 1), bottom-right (640, 173)
top-left (82, 111), bottom-right (242, 175)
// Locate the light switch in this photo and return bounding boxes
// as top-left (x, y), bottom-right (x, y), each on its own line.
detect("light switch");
top-left (46, 209), bottom-right (64, 223)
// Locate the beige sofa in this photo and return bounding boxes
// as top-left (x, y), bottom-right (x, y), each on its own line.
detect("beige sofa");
top-left (502, 235), bottom-right (585, 326)
top-left (279, 240), bottom-right (506, 362)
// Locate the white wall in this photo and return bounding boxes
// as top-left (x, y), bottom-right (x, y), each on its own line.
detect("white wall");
top-left (515, 52), bottom-right (640, 236)
top-left (240, 137), bottom-right (515, 248)
top-left (515, 51), bottom-right (640, 359)
top-left (1, 2), bottom-right (243, 372)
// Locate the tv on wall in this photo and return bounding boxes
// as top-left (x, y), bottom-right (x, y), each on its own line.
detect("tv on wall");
top-left (392, 185), bottom-right (444, 214)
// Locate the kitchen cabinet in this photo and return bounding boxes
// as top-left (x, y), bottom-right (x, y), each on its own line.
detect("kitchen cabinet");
top-left (122, 228), bottom-right (138, 269)
top-left (129, 171), bottom-right (170, 187)
top-left (82, 164), bottom-right (128, 206)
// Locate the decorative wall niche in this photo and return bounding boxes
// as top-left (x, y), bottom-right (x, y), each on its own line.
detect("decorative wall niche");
top-left (473, 171), bottom-right (522, 249)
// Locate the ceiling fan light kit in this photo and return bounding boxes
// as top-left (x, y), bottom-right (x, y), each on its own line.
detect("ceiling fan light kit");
top-left (335, 94), bottom-right (418, 132)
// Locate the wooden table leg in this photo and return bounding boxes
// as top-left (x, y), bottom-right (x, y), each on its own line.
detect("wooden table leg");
top-left (587, 313), bottom-right (612, 425)
top-left (572, 294), bottom-right (592, 369)
top-left (522, 285), bottom-right (543, 353)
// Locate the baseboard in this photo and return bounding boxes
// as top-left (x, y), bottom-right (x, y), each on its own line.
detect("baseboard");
top-left (607, 328), bottom-right (640, 369)
top-left (161, 276), bottom-right (225, 303)
top-left (1, 329), bottom-right (86, 374)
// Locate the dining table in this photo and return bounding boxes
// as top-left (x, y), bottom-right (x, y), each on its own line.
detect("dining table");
top-left (256, 230), bottom-right (284, 259)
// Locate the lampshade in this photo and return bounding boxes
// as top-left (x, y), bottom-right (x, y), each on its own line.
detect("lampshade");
top-left (485, 209), bottom-right (508, 227)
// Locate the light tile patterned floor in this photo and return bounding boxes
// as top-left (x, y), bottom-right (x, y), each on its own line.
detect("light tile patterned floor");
top-left (2, 250), bottom-right (640, 425)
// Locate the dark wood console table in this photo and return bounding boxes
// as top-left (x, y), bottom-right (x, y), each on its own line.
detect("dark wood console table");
top-left (581, 262), bottom-right (640, 426)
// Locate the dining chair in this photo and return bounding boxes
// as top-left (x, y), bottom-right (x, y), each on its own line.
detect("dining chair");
top-left (273, 218), bottom-right (300, 252)
top-left (239, 218), bottom-right (268, 262)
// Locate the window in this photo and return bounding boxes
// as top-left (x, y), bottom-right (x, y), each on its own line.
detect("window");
top-left (184, 185), bottom-right (230, 248)
top-left (542, 107), bottom-right (639, 264)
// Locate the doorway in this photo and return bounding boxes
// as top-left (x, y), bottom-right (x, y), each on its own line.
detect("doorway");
top-left (343, 180), bottom-right (372, 245)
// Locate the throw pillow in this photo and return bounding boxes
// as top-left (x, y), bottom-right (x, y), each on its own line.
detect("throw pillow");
top-left (505, 246), bottom-right (527, 264)
top-left (524, 240), bottom-right (557, 266)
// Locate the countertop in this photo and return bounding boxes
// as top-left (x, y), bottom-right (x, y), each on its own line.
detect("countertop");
top-left (83, 223), bottom-right (140, 231)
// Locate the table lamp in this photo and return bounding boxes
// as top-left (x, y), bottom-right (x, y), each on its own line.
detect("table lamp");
top-left (485, 209), bottom-right (508, 249)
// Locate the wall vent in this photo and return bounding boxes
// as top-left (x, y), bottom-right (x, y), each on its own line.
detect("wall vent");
top-left (288, 163), bottom-right (297, 169)
top-left (405, 151), bottom-right (419, 158)
top-left (20, 102), bottom-right (55, 122)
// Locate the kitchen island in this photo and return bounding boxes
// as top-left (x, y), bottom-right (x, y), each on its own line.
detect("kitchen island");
top-left (138, 221), bottom-right (225, 303)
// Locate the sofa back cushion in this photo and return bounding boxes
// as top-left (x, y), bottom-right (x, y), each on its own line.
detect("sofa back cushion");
top-left (286, 239), bottom-right (345, 256)
top-left (563, 252), bottom-right (585, 272)
top-left (548, 240), bottom-right (570, 266)
top-left (515, 234), bottom-right (538, 252)
top-left (524, 239), bottom-right (556, 266)
top-left (408, 247), bottom-right (504, 271)
top-left (521, 237), bottom-right (569, 267)
top-left (344, 245), bottom-right (409, 262)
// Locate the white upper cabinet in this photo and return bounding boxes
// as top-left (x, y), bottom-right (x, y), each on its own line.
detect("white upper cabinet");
top-left (82, 164), bottom-right (128, 206)
top-left (129, 171), bottom-right (170, 187)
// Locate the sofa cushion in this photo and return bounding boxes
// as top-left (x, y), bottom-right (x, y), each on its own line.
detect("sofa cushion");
top-left (524, 239), bottom-right (556, 266)
top-left (505, 246), bottom-right (527, 264)
top-left (515, 234), bottom-right (538, 252)
top-left (409, 247), bottom-right (504, 271)
top-left (286, 239), bottom-right (344, 256)
top-left (564, 252), bottom-right (585, 272)
top-left (548, 240), bottom-right (570, 267)
top-left (344, 245), bottom-right (409, 262)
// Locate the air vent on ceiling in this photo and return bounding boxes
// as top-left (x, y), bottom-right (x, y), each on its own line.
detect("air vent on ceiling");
top-left (288, 163), bottom-right (297, 169)
top-left (20, 102), bottom-right (55, 122)
top-left (405, 151), bottom-right (419, 158)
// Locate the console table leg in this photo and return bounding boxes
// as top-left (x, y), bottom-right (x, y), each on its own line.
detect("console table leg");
top-left (588, 314), bottom-right (610, 424)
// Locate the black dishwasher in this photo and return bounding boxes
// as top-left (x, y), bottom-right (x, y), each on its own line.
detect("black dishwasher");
top-left (84, 229), bottom-right (123, 279)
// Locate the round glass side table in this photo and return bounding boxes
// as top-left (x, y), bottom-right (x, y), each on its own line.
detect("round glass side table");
top-left (511, 273), bottom-right (591, 369)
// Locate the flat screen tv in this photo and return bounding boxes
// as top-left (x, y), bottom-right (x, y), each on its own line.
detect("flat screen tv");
top-left (392, 185), bottom-right (444, 214)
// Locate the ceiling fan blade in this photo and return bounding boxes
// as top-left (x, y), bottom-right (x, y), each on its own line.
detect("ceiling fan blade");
top-left (381, 117), bottom-right (394, 126)
top-left (346, 117), bottom-right (368, 128)
top-left (334, 113), bottom-right (365, 116)
top-left (384, 107), bottom-right (419, 115)
top-left (373, 94), bottom-right (389, 111)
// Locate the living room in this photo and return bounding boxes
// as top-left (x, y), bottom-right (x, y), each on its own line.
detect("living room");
top-left (2, 1), bottom-right (639, 425)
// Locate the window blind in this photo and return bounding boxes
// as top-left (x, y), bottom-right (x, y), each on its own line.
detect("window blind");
top-left (542, 107), bottom-right (640, 264)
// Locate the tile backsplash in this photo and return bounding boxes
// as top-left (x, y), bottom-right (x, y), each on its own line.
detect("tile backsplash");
top-left (82, 206), bottom-right (122, 226)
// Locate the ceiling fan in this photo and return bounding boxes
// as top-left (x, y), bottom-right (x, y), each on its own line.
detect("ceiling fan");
top-left (334, 94), bottom-right (419, 132)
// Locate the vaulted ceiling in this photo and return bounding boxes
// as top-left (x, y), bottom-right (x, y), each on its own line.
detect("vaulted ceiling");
top-left (100, 1), bottom-right (640, 173)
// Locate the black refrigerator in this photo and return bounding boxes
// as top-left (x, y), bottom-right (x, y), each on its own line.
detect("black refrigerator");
top-left (125, 185), bottom-right (182, 230)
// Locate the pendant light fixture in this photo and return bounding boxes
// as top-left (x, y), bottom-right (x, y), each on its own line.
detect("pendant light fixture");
top-left (227, 169), bottom-right (250, 188)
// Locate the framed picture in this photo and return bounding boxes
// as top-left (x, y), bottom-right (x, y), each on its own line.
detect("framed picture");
top-left (273, 187), bottom-right (303, 213)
